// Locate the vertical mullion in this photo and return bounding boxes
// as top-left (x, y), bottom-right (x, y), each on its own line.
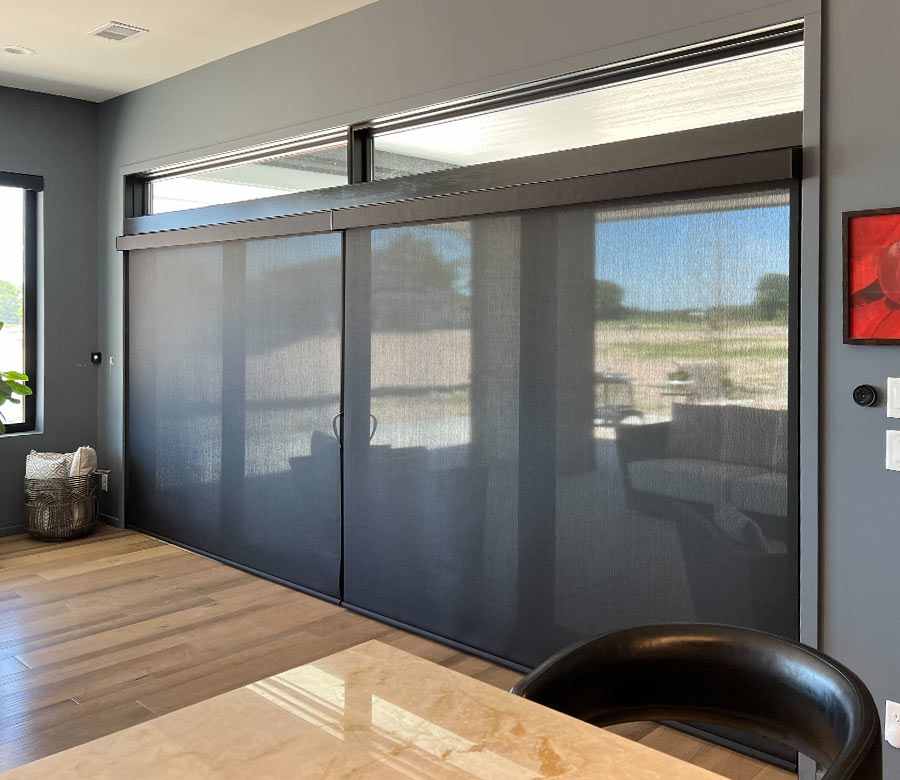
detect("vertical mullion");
top-left (348, 125), bottom-right (374, 184)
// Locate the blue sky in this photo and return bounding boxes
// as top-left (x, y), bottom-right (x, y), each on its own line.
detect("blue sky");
top-left (594, 206), bottom-right (791, 311)
top-left (370, 205), bottom-right (792, 311)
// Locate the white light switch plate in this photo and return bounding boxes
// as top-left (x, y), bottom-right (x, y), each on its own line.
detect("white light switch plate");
top-left (887, 378), bottom-right (900, 418)
top-left (886, 700), bottom-right (900, 747)
top-left (887, 431), bottom-right (900, 471)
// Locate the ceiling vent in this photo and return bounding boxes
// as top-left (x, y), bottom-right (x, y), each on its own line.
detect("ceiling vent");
top-left (86, 21), bottom-right (149, 43)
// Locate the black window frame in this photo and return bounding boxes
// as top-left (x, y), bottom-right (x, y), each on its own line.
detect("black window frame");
top-left (0, 171), bottom-right (41, 434)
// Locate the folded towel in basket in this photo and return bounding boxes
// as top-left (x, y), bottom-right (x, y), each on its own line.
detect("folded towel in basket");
top-left (69, 446), bottom-right (98, 477)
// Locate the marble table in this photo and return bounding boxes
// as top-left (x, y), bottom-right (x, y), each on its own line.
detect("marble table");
top-left (0, 640), bottom-right (723, 779)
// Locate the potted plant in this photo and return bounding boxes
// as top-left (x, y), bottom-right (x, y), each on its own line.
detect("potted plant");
top-left (0, 321), bottom-right (32, 433)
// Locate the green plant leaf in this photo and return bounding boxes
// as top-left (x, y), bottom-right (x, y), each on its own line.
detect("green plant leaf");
top-left (5, 382), bottom-right (31, 396)
top-left (0, 320), bottom-right (29, 435)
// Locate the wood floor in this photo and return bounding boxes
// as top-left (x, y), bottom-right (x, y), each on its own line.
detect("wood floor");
top-left (0, 525), bottom-right (794, 777)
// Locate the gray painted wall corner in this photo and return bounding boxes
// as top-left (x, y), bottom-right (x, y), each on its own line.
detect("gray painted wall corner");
top-left (0, 86), bottom-right (100, 534)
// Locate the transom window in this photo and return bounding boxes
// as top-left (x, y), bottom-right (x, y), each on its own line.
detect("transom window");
top-left (137, 22), bottom-right (803, 220)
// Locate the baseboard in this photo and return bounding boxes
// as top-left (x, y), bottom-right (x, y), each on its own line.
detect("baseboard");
top-left (99, 513), bottom-right (122, 527)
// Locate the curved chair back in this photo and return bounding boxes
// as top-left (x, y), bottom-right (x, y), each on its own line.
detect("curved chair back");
top-left (511, 624), bottom-right (881, 780)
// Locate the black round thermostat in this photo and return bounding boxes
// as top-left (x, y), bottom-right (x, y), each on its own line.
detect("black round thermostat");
top-left (853, 384), bottom-right (877, 407)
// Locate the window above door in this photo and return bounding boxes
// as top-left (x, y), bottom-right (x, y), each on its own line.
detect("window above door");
top-left (129, 21), bottom-right (804, 230)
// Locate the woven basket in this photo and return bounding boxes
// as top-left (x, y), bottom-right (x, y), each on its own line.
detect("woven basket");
top-left (24, 473), bottom-right (100, 541)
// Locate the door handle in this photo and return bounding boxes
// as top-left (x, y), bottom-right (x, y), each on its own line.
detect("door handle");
top-left (331, 413), bottom-right (376, 444)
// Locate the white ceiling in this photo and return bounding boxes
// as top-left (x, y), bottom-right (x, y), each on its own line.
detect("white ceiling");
top-left (0, 0), bottom-right (377, 102)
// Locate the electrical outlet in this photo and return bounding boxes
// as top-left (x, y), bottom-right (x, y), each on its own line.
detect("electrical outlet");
top-left (886, 700), bottom-right (900, 748)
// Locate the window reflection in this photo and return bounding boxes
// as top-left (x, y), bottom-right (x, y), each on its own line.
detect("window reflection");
top-left (562, 190), bottom-right (794, 640)
top-left (370, 225), bottom-right (474, 461)
top-left (351, 187), bottom-right (796, 666)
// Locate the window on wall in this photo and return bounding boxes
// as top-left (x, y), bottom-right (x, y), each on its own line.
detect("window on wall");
top-left (371, 43), bottom-right (803, 179)
top-left (0, 173), bottom-right (39, 433)
top-left (134, 22), bottom-right (802, 219)
top-left (148, 134), bottom-right (348, 214)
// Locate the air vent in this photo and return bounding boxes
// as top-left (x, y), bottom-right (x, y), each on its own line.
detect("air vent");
top-left (86, 21), bottom-right (149, 42)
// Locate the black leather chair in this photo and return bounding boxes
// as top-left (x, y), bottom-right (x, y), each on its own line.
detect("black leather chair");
top-left (511, 624), bottom-right (881, 780)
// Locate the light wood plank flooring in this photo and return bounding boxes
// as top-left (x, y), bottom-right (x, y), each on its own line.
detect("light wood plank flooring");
top-left (0, 525), bottom-right (794, 777)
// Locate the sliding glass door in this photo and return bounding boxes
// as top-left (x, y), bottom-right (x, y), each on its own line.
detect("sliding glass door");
top-left (127, 233), bottom-right (343, 597)
top-left (342, 186), bottom-right (797, 667)
top-left (124, 144), bottom-right (799, 673)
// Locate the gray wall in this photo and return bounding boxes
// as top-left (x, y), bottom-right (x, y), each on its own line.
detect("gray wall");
top-left (0, 87), bottom-right (98, 535)
top-left (94, 0), bottom-right (900, 774)
top-left (820, 0), bottom-right (900, 769)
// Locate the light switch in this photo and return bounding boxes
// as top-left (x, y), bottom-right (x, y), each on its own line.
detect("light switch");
top-left (887, 431), bottom-right (900, 471)
top-left (888, 378), bottom-right (900, 418)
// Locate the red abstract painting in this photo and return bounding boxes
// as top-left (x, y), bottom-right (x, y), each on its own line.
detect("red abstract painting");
top-left (846, 210), bottom-right (900, 342)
